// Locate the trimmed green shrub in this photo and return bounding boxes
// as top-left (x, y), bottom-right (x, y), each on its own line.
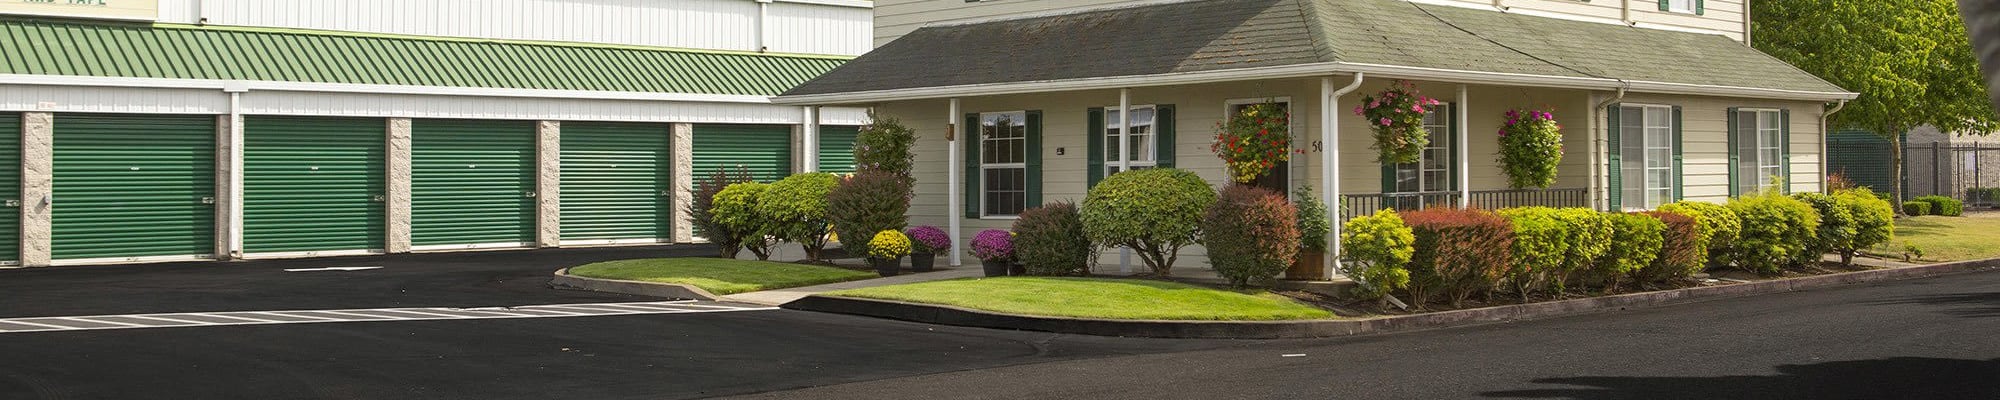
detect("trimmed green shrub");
top-left (1080, 168), bottom-right (1218, 276)
top-left (756, 173), bottom-right (840, 262)
top-left (1340, 209), bottom-right (1415, 302)
top-left (1837, 188), bottom-right (1896, 265)
top-left (1726, 192), bottom-right (1822, 275)
top-left (1793, 192), bottom-right (1858, 267)
top-left (855, 111), bottom-right (917, 183)
top-left (1658, 200), bottom-right (1741, 268)
top-left (1903, 201), bottom-right (1932, 216)
top-left (1634, 211), bottom-right (1702, 286)
top-left (1498, 207), bottom-right (1570, 302)
top-left (689, 166), bottom-right (755, 258)
top-left (1915, 195), bottom-right (1964, 216)
top-left (1202, 186), bottom-right (1301, 288)
top-left (1597, 213), bottom-right (1664, 291)
top-left (1548, 208), bottom-right (1613, 295)
top-left (1401, 208), bottom-right (1514, 308)
top-left (1293, 184), bottom-right (1333, 253)
top-left (712, 182), bottom-right (775, 260)
top-left (1013, 202), bottom-right (1093, 277)
top-left (828, 170), bottom-right (910, 258)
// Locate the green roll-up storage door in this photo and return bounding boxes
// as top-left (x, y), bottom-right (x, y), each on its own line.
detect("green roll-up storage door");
top-left (53, 114), bottom-right (216, 260)
top-left (560, 121), bottom-right (670, 242)
top-left (243, 116), bottom-right (386, 254)
top-left (692, 124), bottom-right (792, 184)
top-left (411, 119), bottom-right (536, 247)
top-left (817, 125), bottom-right (860, 174)
top-left (0, 113), bottom-right (18, 264)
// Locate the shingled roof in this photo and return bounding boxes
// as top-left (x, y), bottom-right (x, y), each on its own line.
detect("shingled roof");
top-left (781, 0), bottom-right (1849, 99)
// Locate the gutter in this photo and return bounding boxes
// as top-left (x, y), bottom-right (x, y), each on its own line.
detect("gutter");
top-left (774, 62), bottom-right (1860, 105)
top-left (1593, 85), bottom-right (1629, 211)
top-left (1821, 99), bottom-right (1849, 192)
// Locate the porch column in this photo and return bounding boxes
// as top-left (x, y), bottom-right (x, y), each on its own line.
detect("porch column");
top-left (801, 106), bottom-right (820, 172)
top-left (1117, 88), bottom-right (1132, 274)
top-left (947, 98), bottom-right (963, 267)
top-left (1323, 74), bottom-right (1364, 278)
top-left (1456, 85), bottom-right (1470, 208)
top-left (20, 112), bottom-right (52, 267)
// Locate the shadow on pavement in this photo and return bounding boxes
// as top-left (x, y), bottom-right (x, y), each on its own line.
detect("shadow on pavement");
top-left (1482, 357), bottom-right (2000, 399)
top-left (1866, 292), bottom-right (2000, 318)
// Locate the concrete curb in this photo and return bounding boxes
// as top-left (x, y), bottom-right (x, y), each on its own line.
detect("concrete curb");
top-left (548, 268), bottom-right (720, 301)
top-left (782, 258), bottom-right (2000, 339)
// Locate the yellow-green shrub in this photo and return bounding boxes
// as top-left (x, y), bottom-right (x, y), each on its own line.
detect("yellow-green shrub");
top-left (1658, 200), bottom-right (1741, 268)
top-left (712, 182), bottom-right (775, 260)
top-left (1837, 188), bottom-right (1896, 265)
top-left (1634, 211), bottom-right (1702, 286)
top-left (1726, 192), bottom-right (1821, 274)
top-left (1549, 208), bottom-right (1613, 295)
top-left (757, 173), bottom-right (840, 261)
top-left (1080, 168), bottom-right (1217, 276)
top-left (1339, 209), bottom-right (1414, 301)
top-left (1498, 207), bottom-right (1569, 301)
top-left (1598, 213), bottom-right (1663, 291)
top-left (1793, 192), bottom-right (1857, 267)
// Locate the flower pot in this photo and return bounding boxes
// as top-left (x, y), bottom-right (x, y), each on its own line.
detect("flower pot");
top-left (1008, 262), bottom-right (1026, 277)
top-left (1285, 250), bottom-right (1328, 281)
top-left (871, 257), bottom-right (902, 277)
top-left (981, 259), bottom-right (1010, 277)
top-left (910, 252), bottom-right (935, 272)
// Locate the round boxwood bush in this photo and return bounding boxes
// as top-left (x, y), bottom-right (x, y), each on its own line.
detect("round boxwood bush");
top-left (1635, 211), bottom-right (1702, 286)
top-left (1548, 208), bottom-right (1613, 295)
top-left (1080, 168), bottom-right (1217, 276)
top-left (689, 167), bottom-right (755, 258)
top-left (1726, 192), bottom-right (1822, 275)
top-left (1902, 201), bottom-right (1932, 216)
top-left (1498, 207), bottom-right (1570, 301)
top-left (1915, 195), bottom-right (1964, 216)
top-left (1658, 200), bottom-right (1742, 268)
top-left (1012, 202), bottom-right (1093, 277)
top-left (712, 182), bottom-right (775, 260)
top-left (1793, 192), bottom-right (1858, 267)
top-left (1837, 188), bottom-right (1895, 265)
top-left (1598, 212), bottom-right (1664, 291)
top-left (1340, 209), bottom-right (1415, 302)
top-left (828, 170), bottom-right (910, 258)
top-left (1201, 186), bottom-right (1300, 288)
top-left (756, 173), bottom-right (840, 262)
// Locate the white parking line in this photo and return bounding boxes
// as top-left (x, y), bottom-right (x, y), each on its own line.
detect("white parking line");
top-left (0, 301), bottom-right (777, 334)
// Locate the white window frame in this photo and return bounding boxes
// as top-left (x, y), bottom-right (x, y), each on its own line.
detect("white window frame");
top-left (1224, 97), bottom-right (1296, 195)
top-left (1664, 0), bottom-right (1695, 13)
top-left (979, 111), bottom-right (1028, 219)
top-left (1394, 105), bottom-right (1453, 193)
top-left (1101, 104), bottom-right (1158, 176)
top-left (1746, 109), bottom-right (1784, 193)
top-left (1620, 104), bottom-right (1676, 211)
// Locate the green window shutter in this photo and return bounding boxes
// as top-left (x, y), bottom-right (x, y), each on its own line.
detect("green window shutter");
top-left (1726, 107), bottom-right (1740, 198)
top-left (1781, 109), bottom-right (1792, 194)
top-left (1380, 163), bottom-right (1398, 194)
top-left (1087, 107), bottom-right (1105, 187)
top-left (1658, 0), bottom-right (1670, 11)
top-left (962, 113), bottom-right (979, 219)
top-left (1025, 110), bottom-right (1044, 209)
top-left (1672, 105), bottom-right (1684, 201)
top-left (1155, 104), bottom-right (1176, 169)
top-left (1695, 0), bottom-right (1705, 15)
top-left (1607, 104), bottom-right (1623, 210)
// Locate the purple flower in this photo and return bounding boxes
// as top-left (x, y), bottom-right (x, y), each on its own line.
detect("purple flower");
top-left (969, 229), bottom-right (1014, 261)
top-left (904, 226), bottom-right (952, 253)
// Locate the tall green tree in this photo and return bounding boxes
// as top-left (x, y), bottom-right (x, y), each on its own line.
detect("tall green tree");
top-left (1754, 0), bottom-right (1996, 206)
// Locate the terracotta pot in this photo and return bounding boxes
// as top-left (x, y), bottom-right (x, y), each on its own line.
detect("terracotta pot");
top-left (1286, 250), bottom-right (1328, 281)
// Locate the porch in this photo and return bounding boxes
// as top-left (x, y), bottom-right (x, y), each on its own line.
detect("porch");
top-left (1339, 188), bottom-right (1592, 220)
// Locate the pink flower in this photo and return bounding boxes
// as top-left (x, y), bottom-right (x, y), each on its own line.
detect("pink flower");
top-left (1353, 106), bottom-right (1364, 115)
top-left (1368, 100), bottom-right (1380, 108)
top-left (1378, 117), bottom-right (1391, 126)
top-left (1411, 104), bottom-right (1422, 112)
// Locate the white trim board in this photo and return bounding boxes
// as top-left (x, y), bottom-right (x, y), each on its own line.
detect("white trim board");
top-left (0, 74), bottom-right (776, 104)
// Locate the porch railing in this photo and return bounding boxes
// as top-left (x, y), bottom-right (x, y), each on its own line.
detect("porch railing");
top-left (1339, 188), bottom-right (1589, 220)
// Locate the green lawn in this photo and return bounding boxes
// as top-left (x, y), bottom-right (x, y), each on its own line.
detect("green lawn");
top-left (568, 258), bottom-right (877, 295)
top-left (828, 277), bottom-right (1334, 321)
top-left (1869, 212), bottom-right (2000, 262)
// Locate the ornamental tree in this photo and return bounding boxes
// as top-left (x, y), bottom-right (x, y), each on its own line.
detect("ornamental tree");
top-left (1080, 168), bottom-right (1217, 276)
top-left (1754, 0), bottom-right (1996, 207)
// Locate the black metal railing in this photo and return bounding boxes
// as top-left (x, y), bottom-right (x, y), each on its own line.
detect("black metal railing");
top-left (1340, 188), bottom-right (1589, 220)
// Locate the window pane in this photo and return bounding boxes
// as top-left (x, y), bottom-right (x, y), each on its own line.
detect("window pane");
top-left (1648, 149), bottom-right (1672, 168)
top-left (1424, 171), bottom-right (1448, 192)
top-left (1650, 189), bottom-right (1672, 208)
top-left (1104, 127), bottom-right (1121, 162)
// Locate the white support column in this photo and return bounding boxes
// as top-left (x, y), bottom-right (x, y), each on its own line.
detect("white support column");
top-left (20, 112), bottom-right (52, 267)
top-left (216, 90), bottom-right (245, 260)
top-left (801, 106), bottom-right (820, 172)
top-left (1117, 89), bottom-right (1133, 274)
top-left (535, 120), bottom-right (561, 248)
top-left (1456, 84), bottom-right (1471, 208)
top-left (1324, 74), bottom-right (1364, 278)
top-left (947, 98), bottom-right (963, 267)
top-left (671, 123), bottom-right (695, 243)
top-left (385, 118), bottom-right (413, 253)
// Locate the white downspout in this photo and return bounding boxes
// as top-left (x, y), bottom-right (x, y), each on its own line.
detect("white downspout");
top-left (1621, 0), bottom-right (1633, 25)
top-left (1324, 73), bottom-right (1364, 279)
top-left (947, 98), bottom-right (963, 267)
top-left (801, 106), bottom-right (819, 172)
top-left (1117, 88), bottom-right (1132, 274)
top-left (1593, 86), bottom-right (1628, 211)
top-left (1743, 0), bottom-right (1753, 46)
top-left (1821, 99), bottom-right (1848, 193)
top-left (1456, 84), bottom-right (1470, 208)
top-left (757, 0), bottom-right (772, 53)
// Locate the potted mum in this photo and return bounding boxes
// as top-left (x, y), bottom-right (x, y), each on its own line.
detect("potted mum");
top-left (1211, 101), bottom-right (1295, 184)
top-left (903, 225), bottom-right (950, 272)
top-left (1497, 108), bottom-right (1564, 189)
top-left (1354, 80), bottom-right (1443, 164)
top-left (866, 230), bottom-right (911, 277)
top-left (969, 229), bottom-right (1014, 277)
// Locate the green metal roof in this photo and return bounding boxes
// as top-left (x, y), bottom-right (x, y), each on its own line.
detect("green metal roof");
top-left (0, 19), bottom-right (848, 96)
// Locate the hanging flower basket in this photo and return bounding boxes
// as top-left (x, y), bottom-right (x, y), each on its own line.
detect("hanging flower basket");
top-left (1354, 81), bottom-right (1442, 164)
top-left (1497, 108), bottom-right (1564, 189)
top-left (1211, 102), bottom-right (1296, 184)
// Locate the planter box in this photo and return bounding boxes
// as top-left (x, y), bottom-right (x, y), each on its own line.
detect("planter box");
top-left (1285, 251), bottom-right (1328, 281)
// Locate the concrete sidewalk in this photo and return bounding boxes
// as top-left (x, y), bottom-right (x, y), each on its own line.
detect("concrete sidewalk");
top-left (721, 266), bottom-right (986, 306)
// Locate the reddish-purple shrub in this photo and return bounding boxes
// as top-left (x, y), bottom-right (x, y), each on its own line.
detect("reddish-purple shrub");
top-left (1635, 211), bottom-right (1702, 286)
top-left (1200, 186), bottom-right (1301, 287)
top-left (1400, 207), bottom-right (1515, 308)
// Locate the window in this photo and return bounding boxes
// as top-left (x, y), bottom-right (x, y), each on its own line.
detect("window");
top-left (1394, 105), bottom-right (1453, 193)
top-left (1663, 0), bottom-right (1697, 13)
top-left (980, 112), bottom-right (1028, 217)
top-left (1734, 109), bottom-right (1785, 194)
top-left (1618, 105), bottom-right (1676, 210)
top-left (1103, 106), bottom-right (1156, 175)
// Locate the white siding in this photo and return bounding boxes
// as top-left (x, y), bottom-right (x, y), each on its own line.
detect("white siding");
top-left (1606, 93), bottom-right (1824, 203)
top-left (156, 0), bottom-right (872, 56)
top-left (0, 85), bottom-right (226, 115)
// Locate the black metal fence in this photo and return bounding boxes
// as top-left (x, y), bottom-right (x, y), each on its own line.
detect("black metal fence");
top-left (1340, 188), bottom-right (1590, 220)
top-left (1903, 142), bottom-right (2000, 207)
